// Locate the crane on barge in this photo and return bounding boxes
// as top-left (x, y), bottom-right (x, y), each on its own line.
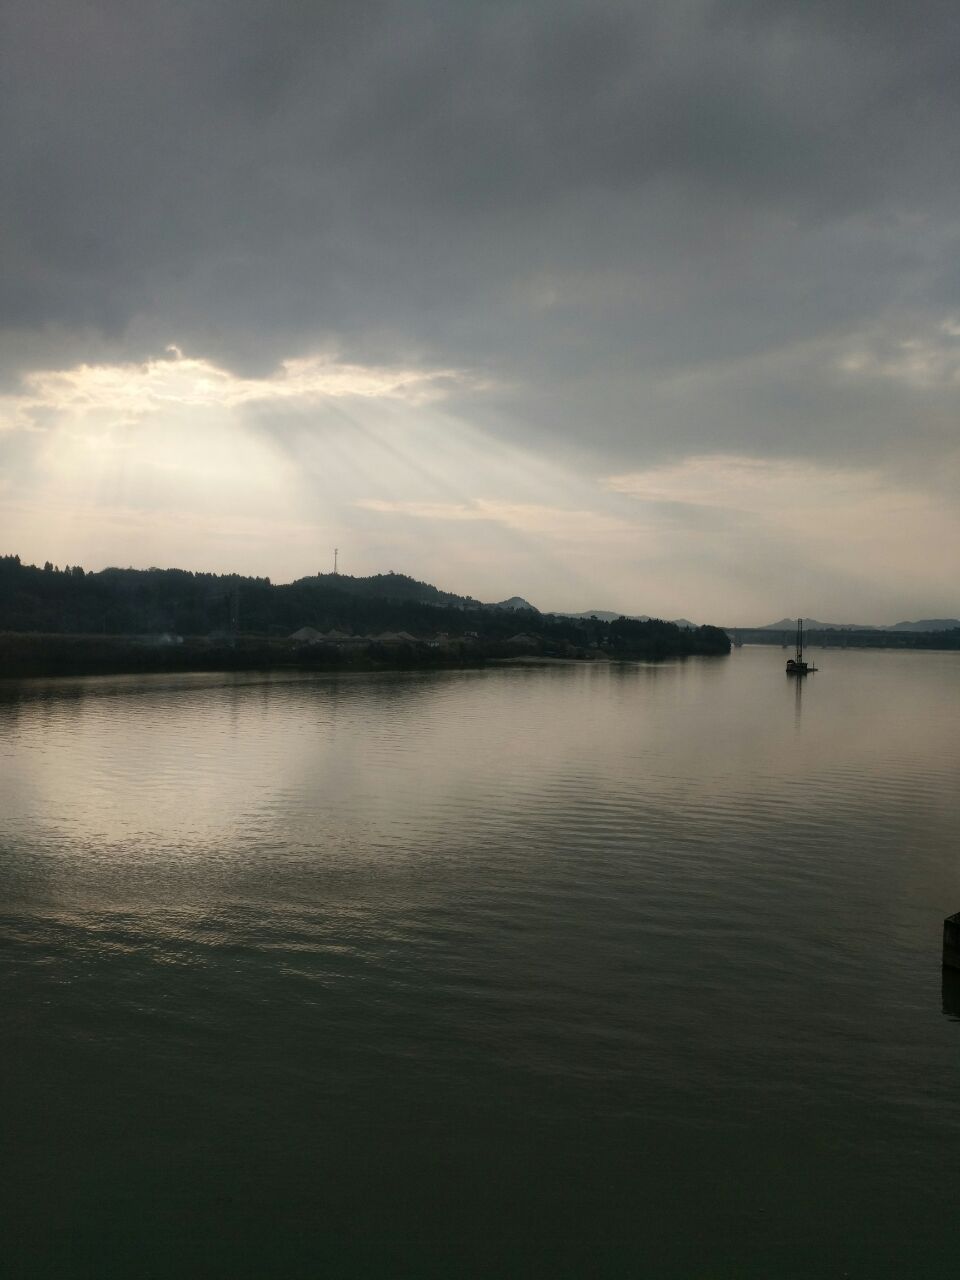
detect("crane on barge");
top-left (785, 618), bottom-right (817, 675)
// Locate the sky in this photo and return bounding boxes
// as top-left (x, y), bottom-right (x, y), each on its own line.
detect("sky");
top-left (1, 0), bottom-right (959, 624)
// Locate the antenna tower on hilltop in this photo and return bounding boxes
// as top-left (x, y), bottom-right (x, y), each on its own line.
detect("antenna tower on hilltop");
top-left (333, 547), bottom-right (339, 576)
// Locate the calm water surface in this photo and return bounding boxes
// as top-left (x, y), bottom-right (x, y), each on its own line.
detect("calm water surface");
top-left (2, 648), bottom-right (959, 1277)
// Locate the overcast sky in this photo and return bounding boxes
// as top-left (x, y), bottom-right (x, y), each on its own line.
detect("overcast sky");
top-left (2, 0), bottom-right (958, 622)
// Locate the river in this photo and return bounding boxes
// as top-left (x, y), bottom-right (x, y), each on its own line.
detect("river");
top-left (2, 647), bottom-right (959, 1277)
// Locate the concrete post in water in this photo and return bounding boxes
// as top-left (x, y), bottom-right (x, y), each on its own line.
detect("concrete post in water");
top-left (943, 912), bottom-right (960, 971)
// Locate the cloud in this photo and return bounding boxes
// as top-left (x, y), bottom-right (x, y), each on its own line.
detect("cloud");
top-left (1, 0), bottom-right (958, 617)
top-left (607, 454), bottom-right (960, 618)
top-left (4, 1), bottom-right (959, 393)
top-left (356, 498), bottom-right (637, 540)
top-left (837, 324), bottom-right (960, 389)
top-left (0, 348), bottom-right (475, 434)
top-left (606, 455), bottom-right (887, 512)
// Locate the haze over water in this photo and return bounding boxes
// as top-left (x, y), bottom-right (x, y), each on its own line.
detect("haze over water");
top-left (3, 648), bottom-right (960, 1277)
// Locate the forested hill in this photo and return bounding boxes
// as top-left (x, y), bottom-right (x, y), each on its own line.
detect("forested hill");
top-left (296, 570), bottom-right (480, 608)
top-left (0, 558), bottom-right (480, 635)
top-left (0, 555), bottom-right (730, 660)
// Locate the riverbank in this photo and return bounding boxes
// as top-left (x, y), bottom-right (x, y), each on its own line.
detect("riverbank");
top-left (0, 629), bottom-right (731, 680)
top-left (0, 633), bottom-right (490, 680)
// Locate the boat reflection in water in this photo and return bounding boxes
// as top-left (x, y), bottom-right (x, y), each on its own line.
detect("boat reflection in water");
top-left (786, 617), bottom-right (818, 676)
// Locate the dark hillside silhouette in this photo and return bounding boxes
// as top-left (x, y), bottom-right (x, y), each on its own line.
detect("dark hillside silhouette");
top-left (0, 555), bottom-right (731, 675)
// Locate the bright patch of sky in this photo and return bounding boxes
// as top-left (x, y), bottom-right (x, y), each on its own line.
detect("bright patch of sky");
top-left (2, 344), bottom-right (955, 622)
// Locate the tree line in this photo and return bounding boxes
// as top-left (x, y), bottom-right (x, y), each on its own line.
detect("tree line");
top-left (0, 555), bottom-right (731, 660)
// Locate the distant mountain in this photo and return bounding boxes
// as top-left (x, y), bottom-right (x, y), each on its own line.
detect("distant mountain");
top-left (761, 617), bottom-right (875, 631)
top-left (556, 610), bottom-right (698, 628)
top-left (888, 618), bottom-right (960, 632)
top-left (486, 596), bottom-right (540, 613)
top-left (556, 609), bottom-right (625, 622)
top-left (761, 616), bottom-right (960, 632)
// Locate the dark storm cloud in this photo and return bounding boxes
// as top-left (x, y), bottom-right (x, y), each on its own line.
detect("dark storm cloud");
top-left (2, 0), bottom-right (959, 465)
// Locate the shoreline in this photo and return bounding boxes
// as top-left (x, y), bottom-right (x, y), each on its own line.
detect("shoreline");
top-left (0, 635), bottom-right (486, 681)
top-left (0, 632), bottom-right (728, 681)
